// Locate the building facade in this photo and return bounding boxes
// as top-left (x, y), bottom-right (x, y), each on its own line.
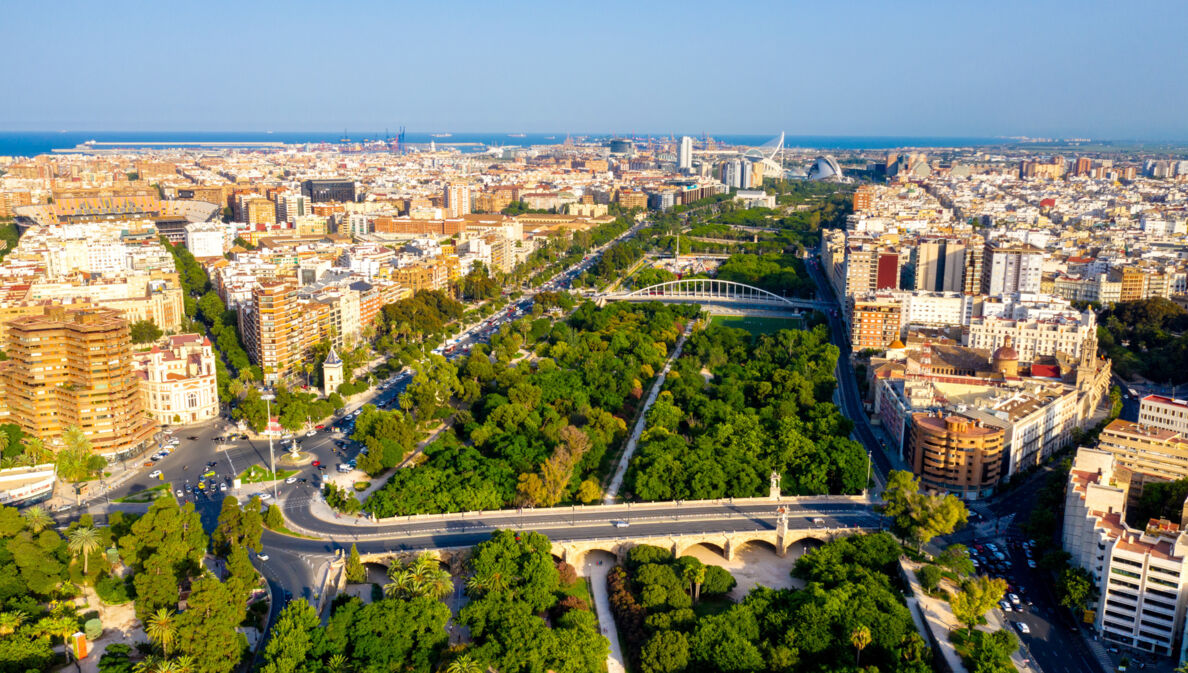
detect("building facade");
top-left (0, 307), bottom-right (156, 457)
top-left (133, 334), bottom-right (219, 426)
top-left (908, 412), bottom-right (1005, 499)
top-left (1064, 448), bottom-right (1188, 657)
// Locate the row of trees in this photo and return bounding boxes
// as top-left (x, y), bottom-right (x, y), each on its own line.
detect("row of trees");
top-left (364, 302), bottom-right (698, 516)
top-left (162, 237), bottom-right (258, 402)
top-left (628, 324), bottom-right (868, 500)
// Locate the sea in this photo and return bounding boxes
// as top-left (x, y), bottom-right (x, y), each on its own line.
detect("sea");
top-left (0, 131), bottom-right (1004, 158)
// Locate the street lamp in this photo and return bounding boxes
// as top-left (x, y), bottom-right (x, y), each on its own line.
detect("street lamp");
top-left (260, 390), bottom-right (278, 501)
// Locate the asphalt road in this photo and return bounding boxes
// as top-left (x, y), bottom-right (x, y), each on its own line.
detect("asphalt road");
top-left (802, 256), bottom-right (891, 483)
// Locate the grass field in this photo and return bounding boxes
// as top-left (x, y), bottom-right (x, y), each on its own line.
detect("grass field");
top-left (709, 315), bottom-right (804, 335)
top-left (238, 465), bottom-right (298, 484)
top-left (114, 483), bottom-right (171, 503)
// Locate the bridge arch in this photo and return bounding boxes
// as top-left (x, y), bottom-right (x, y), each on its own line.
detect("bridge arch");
top-left (624, 279), bottom-right (799, 306)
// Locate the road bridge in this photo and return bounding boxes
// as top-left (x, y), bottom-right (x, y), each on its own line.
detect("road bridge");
top-left (598, 279), bottom-right (830, 312)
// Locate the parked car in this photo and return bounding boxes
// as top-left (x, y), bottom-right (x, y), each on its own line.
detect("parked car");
top-left (148, 470), bottom-right (162, 479)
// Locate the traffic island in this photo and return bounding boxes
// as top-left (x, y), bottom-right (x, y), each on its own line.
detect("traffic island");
top-left (276, 451), bottom-right (315, 467)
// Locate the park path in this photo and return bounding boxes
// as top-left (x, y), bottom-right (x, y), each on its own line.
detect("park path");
top-left (603, 321), bottom-right (693, 503)
top-left (584, 557), bottom-right (627, 673)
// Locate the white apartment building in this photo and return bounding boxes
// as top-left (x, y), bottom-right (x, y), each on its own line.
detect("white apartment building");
top-left (983, 242), bottom-right (1044, 295)
top-left (1064, 448), bottom-right (1188, 657)
top-left (678, 136), bottom-right (693, 171)
top-left (1139, 396), bottom-right (1188, 436)
top-left (185, 222), bottom-right (225, 258)
top-left (965, 312), bottom-right (1096, 362)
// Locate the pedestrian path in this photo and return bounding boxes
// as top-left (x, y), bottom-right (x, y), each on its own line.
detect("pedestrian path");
top-left (584, 560), bottom-right (626, 673)
top-left (603, 321), bottom-right (693, 503)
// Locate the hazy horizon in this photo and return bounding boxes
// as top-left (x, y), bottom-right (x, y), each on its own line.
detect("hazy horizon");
top-left (3, 1), bottom-right (1187, 139)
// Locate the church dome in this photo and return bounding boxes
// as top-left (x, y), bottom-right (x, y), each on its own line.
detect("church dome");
top-left (888, 338), bottom-right (906, 349)
top-left (992, 344), bottom-right (1019, 361)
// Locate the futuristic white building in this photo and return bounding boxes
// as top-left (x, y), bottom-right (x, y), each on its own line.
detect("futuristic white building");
top-left (807, 155), bottom-right (843, 181)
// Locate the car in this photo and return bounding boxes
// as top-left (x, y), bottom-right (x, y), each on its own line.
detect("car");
top-left (163, 429), bottom-right (175, 435)
top-left (1016, 622), bottom-right (1030, 634)
top-left (317, 464), bottom-right (327, 471)
top-left (285, 476), bottom-right (297, 484)
top-left (148, 469), bottom-right (162, 479)
top-left (186, 435), bottom-right (198, 440)
top-left (176, 490), bottom-right (184, 497)
top-left (999, 601), bottom-right (1012, 612)
top-left (144, 461), bottom-right (156, 467)
top-left (612, 521), bottom-right (630, 528)
top-left (257, 554), bottom-right (270, 562)
top-left (305, 431), bottom-right (316, 438)
top-left (1008, 593), bottom-right (1021, 605)
top-left (219, 483), bottom-right (227, 492)
top-left (259, 493), bottom-right (272, 500)
top-left (311, 460), bottom-right (321, 467)
top-left (315, 424), bottom-right (325, 430)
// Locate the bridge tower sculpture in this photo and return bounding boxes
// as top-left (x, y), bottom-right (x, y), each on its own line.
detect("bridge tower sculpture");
top-left (769, 471), bottom-right (782, 500)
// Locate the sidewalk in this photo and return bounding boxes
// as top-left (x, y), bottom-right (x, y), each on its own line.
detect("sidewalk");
top-left (900, 558), bottom-right (1035, 673)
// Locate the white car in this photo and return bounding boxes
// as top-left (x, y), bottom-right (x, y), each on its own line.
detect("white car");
top-left (1016, 622), bottom-right (1030, 634)
top-left (1009, 593), bottom-right (1021, 605)
top-left (999, 600), bottom-right (1012, 612)
top-left (285, 476), bottom-right (297, 484)
top-left (259, 493), bottom-right (273, 500)
top-left (175, 489), bottom-right (184, 497)
top-left (305, 431), bottom-right (316, 438)
top-left (148, 470), bottom-right (162, 479)
top-left (257, 554), bottom-right (270, 562)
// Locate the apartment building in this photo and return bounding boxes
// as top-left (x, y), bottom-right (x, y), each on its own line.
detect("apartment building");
top-left (240, 280), bottom-right (303, 384)
top-left (1064, 448), bottom-right (1188, 657)
top-left (1097, 419), bottom-right (1188, 493)
top-left (908, 412), bottom-right (1005, 499)
top-left (850, 295), bottom-right (903, 350)
top-left (185, 222), bottom-right (225, 258)
top-left (444, 182), bottom-right (472, 218)
top-left (982, 241), bottom-right (1044, 295)
top-left (1138, 396), bottom-right (1188, 436)
top-left (0, 307), bottom-right (157, 457)
top-left (133, 334), bottom-right (219, 425)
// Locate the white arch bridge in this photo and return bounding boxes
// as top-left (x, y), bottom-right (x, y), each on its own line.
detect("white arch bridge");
top-left (599, 279), bottom-right (831, 312)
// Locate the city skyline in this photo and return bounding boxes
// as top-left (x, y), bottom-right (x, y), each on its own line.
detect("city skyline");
top-left (3, 1), bottom-right (1188, 139)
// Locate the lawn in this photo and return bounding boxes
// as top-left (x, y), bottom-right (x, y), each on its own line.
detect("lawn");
top-left (709, 314), bottom-right (805, 335)
top-left (114, 483), bottom-right (171, 503)
top-left (238, 465), bottom-right (298, 484)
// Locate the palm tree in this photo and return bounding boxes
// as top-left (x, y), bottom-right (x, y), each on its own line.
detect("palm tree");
top-left (39, 615), bottom-right (78, 666)
top-left (384, 569), bottom-right (415, 599)
top-left (145, 608), bottom-right (176, 656)
top-left (326, 653), bottom-right (350, 673)
top-left (466, 570), bottom-right (508, 595)
top-left (444, 653), bottom-right (483, 673)
top-left (850, 625), bottom-right (871, 667)
top-left (0, 611), bottom-right (24, 636)
top-left (67, 527), bottom-right (101, 576)
top-left (22, 505), bottom-right (51, 534)
top-left (682, 564), bottom-right (706, 603)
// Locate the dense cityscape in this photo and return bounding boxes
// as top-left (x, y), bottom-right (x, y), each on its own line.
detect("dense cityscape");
top-left (6, 3), bottom-right (1188, 673)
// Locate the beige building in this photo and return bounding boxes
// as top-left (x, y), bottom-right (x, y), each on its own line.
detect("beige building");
top-left (0, 307), bottom-right (156, 457)
top-left (908, 412), bottom-right (1005, 499)
top-left (1098, 419), bottom-right (1188, 495)
top-left (133, 334), bottom-right (219, 426)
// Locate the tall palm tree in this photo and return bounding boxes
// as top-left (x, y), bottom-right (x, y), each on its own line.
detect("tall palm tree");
top-left (38, 615), bottom-right (78, 665)
top-left (383, 569), bottom-right (415, 599)
top-left (850, 625), bottom-right (871, 667)
top-left (444, 653), bottom-right (483, 673)
top-left (0, 611), bottom-right (24, 636)
top-left (22, 506), bottom-right (51, 534)
top-left (67, 527), bottom-right (101, 576)
top-left (325, 653), bottom-right (350, 673)
top-left (145, 608), bottom-right (176, 656)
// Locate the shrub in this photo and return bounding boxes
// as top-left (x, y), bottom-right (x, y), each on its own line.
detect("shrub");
top-left (84, 618), bottom-right (103, 640)
top-left (95, 575), bottom-right (132, 605)
top-left (556, 561), bottom-right (578, 587)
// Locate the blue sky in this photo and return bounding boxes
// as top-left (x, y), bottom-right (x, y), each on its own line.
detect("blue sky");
top-left (2, 1), bottom-right (1185, 139)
